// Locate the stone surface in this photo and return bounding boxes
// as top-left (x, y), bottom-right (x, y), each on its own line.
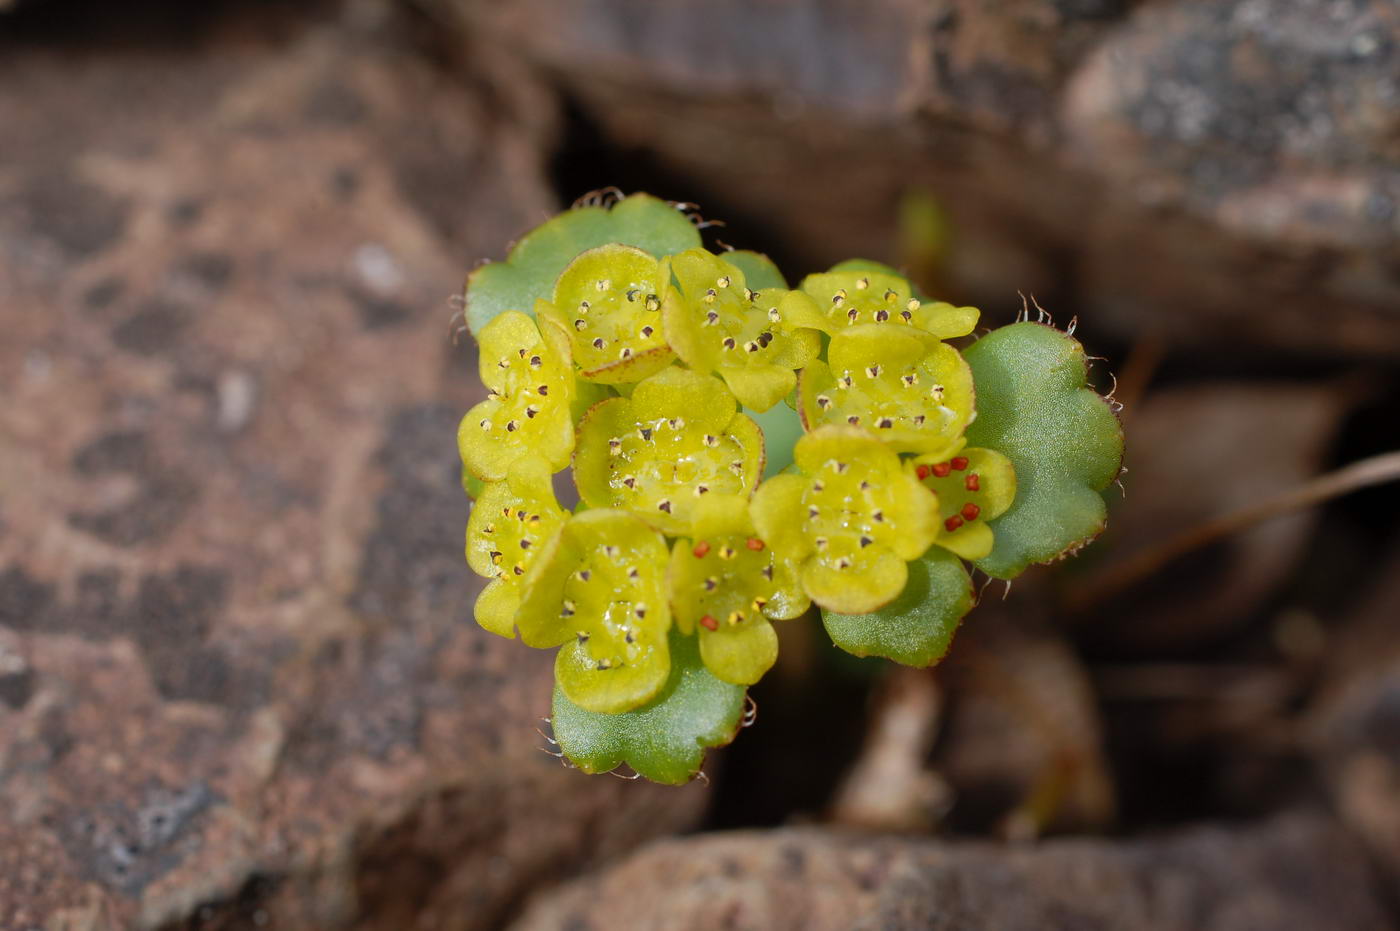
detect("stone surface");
top-left (438, 0), bottom-right (1400, 356)
top-left (0, 6), bottom-right (706, 928)
top-left (1307, 545), bottom-right (1400, 888)
top-left (511, 815), bottom-right (1390, 931)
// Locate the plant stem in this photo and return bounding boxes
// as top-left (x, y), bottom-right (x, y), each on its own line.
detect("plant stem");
top-left (1067, 450), bottom-right (1400, 613)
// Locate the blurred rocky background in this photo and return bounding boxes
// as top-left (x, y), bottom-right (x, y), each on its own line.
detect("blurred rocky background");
top-left (0, 0), bottom-right (1397, 928)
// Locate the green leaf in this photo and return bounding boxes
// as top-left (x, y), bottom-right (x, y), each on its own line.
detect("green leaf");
top-left (746, 400), bottom-right (803, 478)
top-left (570, 380), bottom-right (614, 423)
top-left (962, 321), bottom-right (1124, 579)
top-left (465, 193), bottom-right (701, 334)
top-left (551, 629), bottom-right (747, 784)
top-left (723, 250), bottom-right (787, 290)
top-left (821, 546), bottom-right (973, 666)
top-left (461, 464), bottom-right (486, 500)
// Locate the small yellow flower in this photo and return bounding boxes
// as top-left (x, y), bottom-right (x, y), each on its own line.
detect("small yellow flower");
top-left (573, 367), bottom-right (765, 535)
top-left (786, 268), bottom-right (979, 339)
top-left (517, 509), bottom-right (673, 714)
top-left (457, 310), bottom-right (576, 482)
top-left (798, 323), bottom-right (974, 457)
top-left (464, 455), bottom-right (568, 637)
top-left (668, 494), bottom-right (809, 685)
top-left (536, 244), bottom-right (676, 384)
top-left (913, 447), bottom-right (1017, 561)
top-left (751, 426), bottom-right (939, 614)
top-left (661, 248), bottom-right (821, 412)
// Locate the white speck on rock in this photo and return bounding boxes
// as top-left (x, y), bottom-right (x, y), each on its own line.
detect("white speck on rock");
top-left (23, 350), bottom-right (51, 381)
top-left (353, 242), bottom-right (404, 294)
top-left (217, 370), bottom-right (258, 432)
top-left (0, 645), bottom-right (27, 676)
top-left (1351, 33), bottom-right (1379, 57)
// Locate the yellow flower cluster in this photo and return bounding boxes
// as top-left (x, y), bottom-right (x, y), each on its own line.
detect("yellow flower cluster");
top-left (460, 237), bottom-right (1014, 717)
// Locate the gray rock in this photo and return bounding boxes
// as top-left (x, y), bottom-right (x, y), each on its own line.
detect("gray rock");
top-left (512, 815), bottom-right (1391, 930)
top-left (1307, 546), bottom-right (1400, 888)
top-left (0, 5), bottom-right (704, 928)
top-left (438, 0), bottom-right (1400, 356)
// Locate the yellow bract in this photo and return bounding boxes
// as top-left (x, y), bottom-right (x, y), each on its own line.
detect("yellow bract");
top-left (537, 245), bottom-right (675, 384)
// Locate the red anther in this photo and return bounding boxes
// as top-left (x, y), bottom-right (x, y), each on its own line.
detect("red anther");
top-left (932, 462), bottom-right (952, 478)
top-left (915, 463), bottom-right (932, 481)
top-left (699, 614), bottom-right (719, 631)
top-left (693, 541), bottom-right (711, 559)
top-left (961, 502), bottom-right (981, 521)
top-left (965, 473), bottom-right (980, 492)
top-left (746, 537), bottom-right (765, 551)
top-left (951, 456), bottom-right (969, 471)
top-left (944, 515), bottom-right (964, 532)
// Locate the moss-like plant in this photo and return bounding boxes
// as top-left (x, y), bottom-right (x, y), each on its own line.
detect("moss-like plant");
top-left (458, 192), bottom-right (1124, 783)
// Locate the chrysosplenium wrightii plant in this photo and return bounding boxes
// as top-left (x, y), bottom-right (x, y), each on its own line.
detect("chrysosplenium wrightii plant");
top-left (458, 193), bottom-right (1124, 784)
